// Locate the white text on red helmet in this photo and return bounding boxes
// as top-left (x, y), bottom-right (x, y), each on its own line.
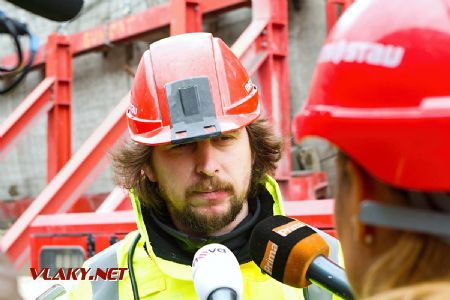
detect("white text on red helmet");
top-left (318, 40), bottom-right (404, 68)
top-left (129, 103), bottom-right (137, 115)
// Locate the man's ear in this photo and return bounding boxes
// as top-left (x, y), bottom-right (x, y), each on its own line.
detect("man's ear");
top-left (142, 164), bottom-right (156, 182)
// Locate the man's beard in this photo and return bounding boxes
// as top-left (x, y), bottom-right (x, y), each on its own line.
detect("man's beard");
top-left (158, 177), bottom-right (250, 235)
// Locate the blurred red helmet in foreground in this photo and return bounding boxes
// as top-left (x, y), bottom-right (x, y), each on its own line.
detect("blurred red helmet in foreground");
top-left (294, 0), bottom-right (450, 191)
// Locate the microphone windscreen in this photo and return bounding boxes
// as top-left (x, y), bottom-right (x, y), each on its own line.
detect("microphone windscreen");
top-left (192, 243), bottom-right (243, 300)
top-left (6, 0), bottom-right (84, 22)
top-left (250, 215), bottom-right (329, 287)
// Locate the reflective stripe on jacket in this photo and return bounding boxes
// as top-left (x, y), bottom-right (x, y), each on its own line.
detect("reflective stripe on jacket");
top-left (67, 175), bottom-right (342, 300)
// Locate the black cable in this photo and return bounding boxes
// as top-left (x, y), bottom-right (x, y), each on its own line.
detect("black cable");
top-left (0, 32), bottom-right (37, 94)
top-left (0, 11), bottom-right (23, 72)
top-left (0, 12), bottom-right (38, 94)
top-left (128, 232), bottom-right (141, 300)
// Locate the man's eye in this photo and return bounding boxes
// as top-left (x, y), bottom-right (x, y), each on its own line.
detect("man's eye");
top-left (169, 143), bottom-right (193, 150)
top-left (214, 135), bottom-right (235, 142)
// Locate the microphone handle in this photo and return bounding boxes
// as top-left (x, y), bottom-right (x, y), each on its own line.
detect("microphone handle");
top-left (207, 287), bottom-right (237, 300)
top-left (306, 255), bottom-right (355, 300)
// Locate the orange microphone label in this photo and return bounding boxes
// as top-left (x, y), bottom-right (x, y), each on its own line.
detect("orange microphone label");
top-left (260, 240), bottom-right (278, 275)
top-left (272, 220), bottom-right (306, 237)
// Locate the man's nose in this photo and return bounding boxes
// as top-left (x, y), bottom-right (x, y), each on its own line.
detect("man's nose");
top-left (194, 140), bottom-right (219, 177)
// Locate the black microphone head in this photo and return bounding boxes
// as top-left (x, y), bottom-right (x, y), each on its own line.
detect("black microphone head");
top-left (6, 0), bottom-right (84, 22)
top-left (250, 215), bottom-right (329, 288)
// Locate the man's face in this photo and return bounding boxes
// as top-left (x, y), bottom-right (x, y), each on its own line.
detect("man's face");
top-left (146, 128), bottom-right (253, 235)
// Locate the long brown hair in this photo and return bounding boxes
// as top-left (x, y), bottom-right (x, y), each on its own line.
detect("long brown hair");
top-left (337, 152), bottom-right (450, 298)
top-left (362, 232), bottom-right (450, 297)
top-left (110, 118), bottom-right (283, 215)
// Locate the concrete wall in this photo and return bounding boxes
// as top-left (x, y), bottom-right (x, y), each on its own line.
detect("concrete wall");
top-left (0, 0), bottom-right (333, 203)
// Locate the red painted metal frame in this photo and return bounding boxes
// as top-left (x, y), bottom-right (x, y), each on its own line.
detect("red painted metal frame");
top-left (27, 0), bottom-right (297, 271)
top-left (0, 78), bottom-right (54, 160)
top-left (0, 95), bottom-right (129, 268)
top-left (29, 199), bottom-right (335, 269)
top-left (95, 187), bottom-right (130, 213)
top-left (29, 211), bottom-right (137, 268)
top-left (45, 35), bottom-right (72, 182)
top-left (0, 0), bottom-right (249, 70)
top-left (0, 198), bottom-right (33, 222)
top-left (285, 199), bottom-right (336, 237)
top-left (326, 0), bottom-right (355, 33)
top-left (0, 0), bottom-right (250, 269)
top-left (233, 0), bottom-right (291, 196)
top-left (1, 0), bottom-right (249, 164)
top-left (3, 0), bottom-right (356, 269)
top-left (0, 34), bottom-right (73, 179)
top-left (289, 171), bottom-right (328, 200)
top-left (170, 0), bottom-right (202, 35)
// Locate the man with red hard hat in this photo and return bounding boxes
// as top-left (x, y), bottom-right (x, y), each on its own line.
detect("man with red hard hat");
top-left (294, 0), bottom-right (450, 299)
top-left (68, 32), bottom-right (340, 299)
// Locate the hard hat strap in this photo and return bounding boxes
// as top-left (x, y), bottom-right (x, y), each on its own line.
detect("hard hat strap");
top-left (359, 200), bottom-right (450, 244)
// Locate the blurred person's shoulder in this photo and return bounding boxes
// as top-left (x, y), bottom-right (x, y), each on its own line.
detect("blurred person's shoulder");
top-left (0, 252), bottom-right (21, 300)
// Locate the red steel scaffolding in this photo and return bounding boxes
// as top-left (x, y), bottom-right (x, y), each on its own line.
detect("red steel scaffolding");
top-left (0, 0), bottom-right (352, 269)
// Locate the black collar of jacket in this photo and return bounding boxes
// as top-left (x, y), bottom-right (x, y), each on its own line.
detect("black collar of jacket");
top-left (141, 184), bottom-right (275, 265)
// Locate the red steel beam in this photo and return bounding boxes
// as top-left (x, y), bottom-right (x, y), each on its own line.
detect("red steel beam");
top-left (1, 0), bottom-right (298, 269)
top-left (232, 19), bottom-right (268, 65)
top-left (232, 0), bottom-right (291, 195)
top-left (284, 199), bottom-right (335, 230)
top-left (30, 211), bottom-right (137, 234)
top-left (1, 0), bottom-right (249, 165)
top-left (46, 35), bottom-right (72, 182)
top-left (0, 0), bottom-right (249, 70)
top-left (96, 187), bottom-right (129, 213)
top-left (170, 0), bottom-right (202, 36)
top-left (0, 95), bottom-right (129, 268)
top-left (0, 0), bottom-right (248, 172)
top-left (30, 199), bottom-right (333, 238)
top-left (0, 0), bottom-right (250, 267)
top-left (326, 0), bottom-right (355, 32)
top-left (0, 78), bottom-right (55, 161)
top-left (29, 210), bottom-right (137, 268)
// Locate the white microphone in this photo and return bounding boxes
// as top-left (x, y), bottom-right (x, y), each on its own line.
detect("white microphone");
top-left (192, 243), bottom-right (243, 300)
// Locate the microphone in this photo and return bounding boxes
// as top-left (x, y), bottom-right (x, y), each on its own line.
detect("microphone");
top-left (192, 243), bottom-right (243, 300)
top-left (250, 215), bottom-right (354, 300)
top-left (5, 0), bottom-right (84, 22)
top-left (36, 284), bottom-right (66, 300)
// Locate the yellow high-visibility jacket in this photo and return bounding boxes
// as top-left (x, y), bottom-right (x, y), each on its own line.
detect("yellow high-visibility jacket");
top-left (67, 175), bottom-right (341, 300)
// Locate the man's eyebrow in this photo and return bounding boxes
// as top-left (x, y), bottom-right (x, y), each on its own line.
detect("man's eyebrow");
top-left (164, 130), bottom-right (241, 148)
top-left (221, 130), bottom-right (239, 136)
top-left (163, 141), bottom-right (193, 149)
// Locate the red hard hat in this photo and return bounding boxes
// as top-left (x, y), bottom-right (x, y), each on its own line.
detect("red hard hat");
top-left (127, 32), bottom-right (259, 145)
top-left (293, 0), bottom-right (450, 191)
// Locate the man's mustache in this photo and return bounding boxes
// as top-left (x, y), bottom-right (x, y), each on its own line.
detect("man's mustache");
top-left (186, 178), bottom-right (234, 195)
